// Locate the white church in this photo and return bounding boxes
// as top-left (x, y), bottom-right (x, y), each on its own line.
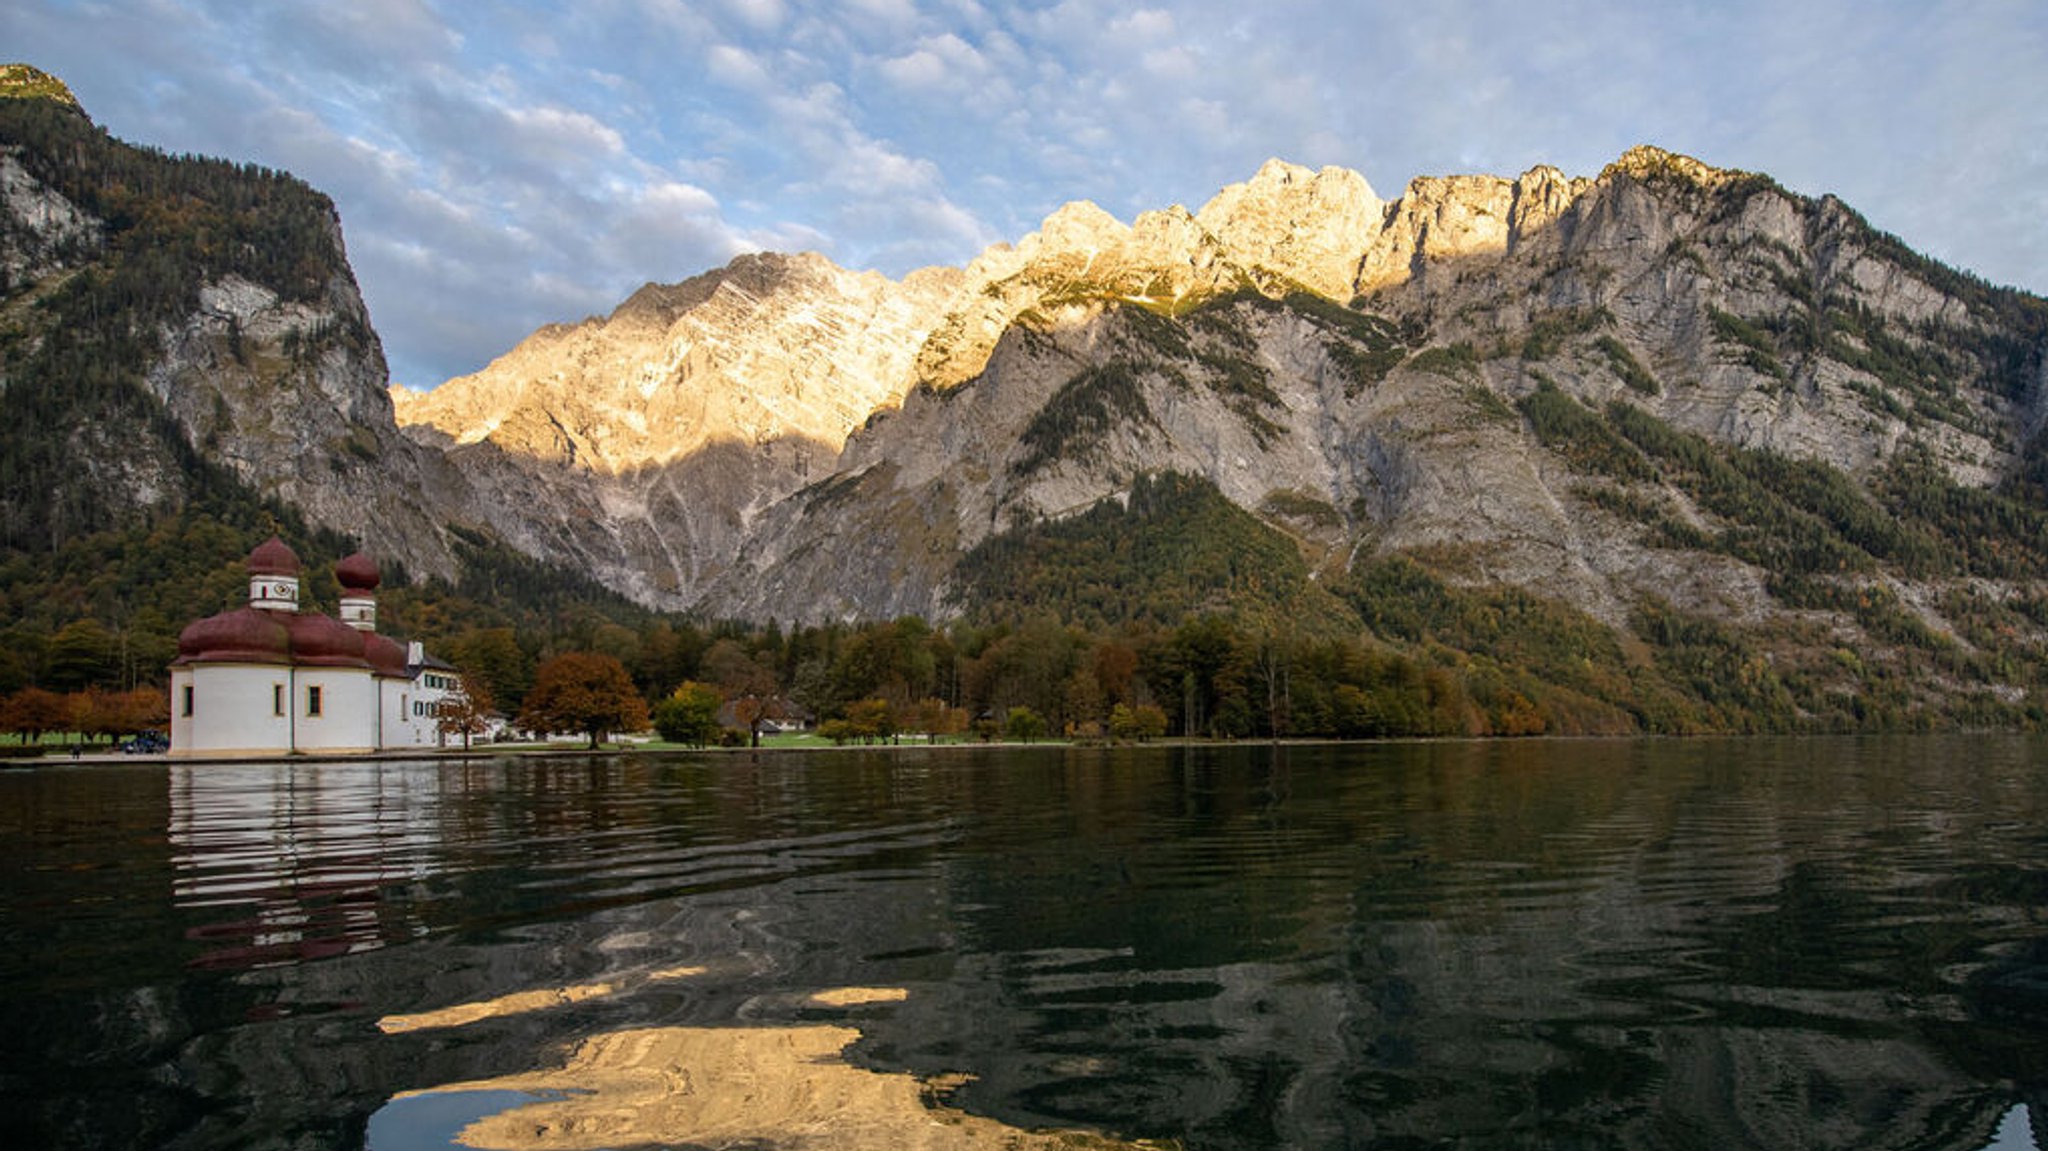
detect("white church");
top-left (169, 537), bottom-right (463, 756)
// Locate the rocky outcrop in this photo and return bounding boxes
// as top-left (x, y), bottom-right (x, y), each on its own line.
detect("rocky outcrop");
top-left (392, 251), bottom-right (963, 602)
top-left (144, 265), bottom-right (468, 577)
top-left (395, 252), bottom-right (958, 470)
top-left (0, 151), bottom-right (100, 286)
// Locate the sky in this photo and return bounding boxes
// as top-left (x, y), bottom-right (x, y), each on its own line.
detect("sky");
top-left (9, 0), bottom-right (2046, 388)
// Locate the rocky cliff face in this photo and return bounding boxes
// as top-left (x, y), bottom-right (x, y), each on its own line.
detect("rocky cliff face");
top-left (392, 251), bottom-right (962, 601)
top-left (0, 77), bottom-right (471, 576)
top-left (398, 146), bottom-right (2047, 646)
top-left (142, 262), bottom-right (470, 577)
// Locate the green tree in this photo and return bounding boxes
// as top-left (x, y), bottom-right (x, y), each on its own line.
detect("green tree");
top-left (1109, 702), bottom-right (1168, 742)
top-left (703, 638), bottom-right (775, 696)
top-left (444, 628), bottom-right (533, 713)
top-left (43, 619), bottom-right (120, 692)
top-left (1004, 705), bottom-right (1048, 743)
top-left (517, 652), bottom-right (649, 749)
top-left (651, 680), bottom-right (724, 747)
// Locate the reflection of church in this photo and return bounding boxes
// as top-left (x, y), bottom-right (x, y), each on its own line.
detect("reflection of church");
top-left (169, 538), bottom-right (461, 756)
top-left (168, 761), bottom-right (444, 969)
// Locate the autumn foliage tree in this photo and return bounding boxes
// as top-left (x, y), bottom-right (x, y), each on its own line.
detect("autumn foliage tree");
top-left (435, 673), bottom-right (496, 750)
top-left (78, 687), bottom-right (169, 744)
top-left (1, 687), bottom-right (70, 745)
top-left (903, 696), bottom-right (967, 743)
top-left (1108, 702), bottom-right (1169, 742)
top-left (516, 652), bottom-right (648, 749)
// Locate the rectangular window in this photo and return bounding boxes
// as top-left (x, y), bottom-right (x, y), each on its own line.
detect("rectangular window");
top-left (181, 685), bottom-right (194, 718)
top-left (306, 685), bottom-right (323, 717)
top-left (273, 684), bottom-right (285, 716)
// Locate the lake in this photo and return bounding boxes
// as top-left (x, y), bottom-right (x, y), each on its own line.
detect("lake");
top-left (2, 737), bottom-right (2045, 1150)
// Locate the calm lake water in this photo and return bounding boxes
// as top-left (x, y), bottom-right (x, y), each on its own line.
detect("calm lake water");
top-left (2, 738), bottom-right (2046, 1150)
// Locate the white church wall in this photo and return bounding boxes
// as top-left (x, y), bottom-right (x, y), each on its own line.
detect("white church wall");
top-left (290, 669), bottom-right (376, 753)
top-left (171, 664), bottom-right (294, 756)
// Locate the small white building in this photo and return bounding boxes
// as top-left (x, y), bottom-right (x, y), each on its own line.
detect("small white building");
top-left (169, 538), bottom-right (462, 757)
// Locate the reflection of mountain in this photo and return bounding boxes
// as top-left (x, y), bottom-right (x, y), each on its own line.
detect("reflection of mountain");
top-left (138, 746), bottom-right (2048, 1149)
top-left (872, 742), bottom-right (2048, 1150)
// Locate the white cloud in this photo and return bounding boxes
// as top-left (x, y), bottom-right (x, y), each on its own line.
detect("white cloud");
top-left (504, 104), bottom-right (627, 161)
top-left (721, 0), bottom-right (788, 31)
top-left (1110, 8), bottom-right (1176, 39)
top-left (840, 0), bottom-right (920, 26)
top-left (706, 43), bottom-right (774, 90)
top-left (880, 33), bottom-right (989, 88)
top-left (298, 0), bottom-right (462, 65)
top-left (1140, 45), bottom-right (1198, 80)
top-left (879, 47), bottom-right (949, 88)
top-left (835, 137), bottom-right (942, 193)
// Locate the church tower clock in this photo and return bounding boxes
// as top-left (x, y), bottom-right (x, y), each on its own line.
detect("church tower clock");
top-left (246, 536), bottom-right (302, 612)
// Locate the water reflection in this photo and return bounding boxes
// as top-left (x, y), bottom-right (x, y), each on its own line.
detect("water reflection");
top-left (170, 762), bottom-right (452, 968)
top-left (0, 738), bottom-right (2045, 1149)
top-left (373, 981), bottom-right (1147, 1150)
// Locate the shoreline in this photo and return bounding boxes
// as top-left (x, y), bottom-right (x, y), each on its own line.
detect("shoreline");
top-left (7, 728), bottom-right (2034, 769)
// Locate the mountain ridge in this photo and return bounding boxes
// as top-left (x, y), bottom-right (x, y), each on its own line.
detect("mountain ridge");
top-left (393, 144), bottom-right (2048, 624)
top-left (6, 66), bottom-right (2047, 731)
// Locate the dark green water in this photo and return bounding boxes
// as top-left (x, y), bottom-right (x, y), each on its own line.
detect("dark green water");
top-left (2, 738), bottom-right (2046, 1149)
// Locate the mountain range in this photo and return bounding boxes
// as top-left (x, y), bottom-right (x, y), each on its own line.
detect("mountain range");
top-left (5, 63), bottom-right (2047, 729)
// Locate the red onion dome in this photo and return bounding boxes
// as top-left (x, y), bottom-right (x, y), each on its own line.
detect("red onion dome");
top-left (175, 607), bottom-right (292, 665)
top-left (283, 612), bottom-right (372, 669)
top-left (247, 536), bottom-right (302, 577)
top-left (365, 633), bottom-right (410, 678)
top-left (335, 551), bottom-right (381, 593)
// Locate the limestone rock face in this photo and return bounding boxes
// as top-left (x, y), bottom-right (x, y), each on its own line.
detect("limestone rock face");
top-left (392, 251), bottom-right (967, 603)
top-left (1196, 159), bottom-right (1384, 298)
top-left (396, 252), bottom-right (954, 471)
top-left (390, 147), bottom-right (2048, 632)
top-left (0, 152), bottom-right (100, 284)
top-left (143, 260), bottom-right (468, 577)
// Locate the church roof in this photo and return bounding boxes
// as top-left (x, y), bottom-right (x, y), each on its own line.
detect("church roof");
top-left (247, 536), bottom-right (301, 577)
top-left (172, 539), bottom-right (421, 674)
top-left (365, 633), bottom-right (410, 678)
top-left (174, 607), bottom-right (291, 666)
top-left (336, 551), bottom-right (381, 593)
top-left (173, 607), bottom-right (375, 669)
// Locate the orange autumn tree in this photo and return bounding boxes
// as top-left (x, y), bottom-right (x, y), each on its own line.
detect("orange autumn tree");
top-left (436, 673), bottom-right (497, 750)
top-left (1, 687), bottom-right (69, 745)
top-left (517, 653), bottom-right (648, 749)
